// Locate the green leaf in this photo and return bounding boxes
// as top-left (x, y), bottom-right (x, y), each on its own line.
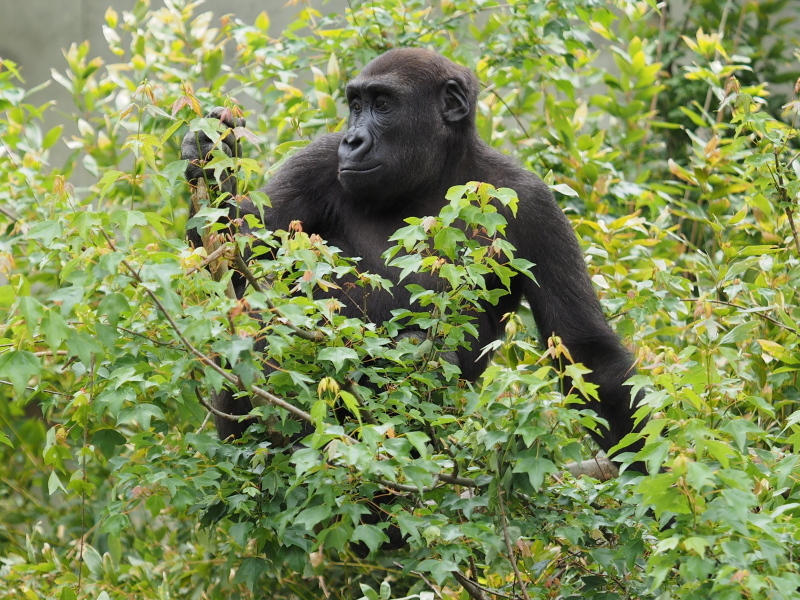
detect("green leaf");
top-left (202, 48), bottom-right (224, 81)
top-left (317, 346), bottom-right (358, 371)
top-left (41, 311), bottom-right (71, 349)
top-left (295, 504), bottom-right (332, 531)
top-left (350, 524), bottom-right (388, 555)
top-left (416, 558), bottom-right (460, 585)
top-left (98, 292), bottom-right (130, 328)
top-left (98, 169), bottom-right (125, 198)
top-left (232, 557), bottom-right (268, 591)
top-left (404, 431), bottom-right (429, 459)
top-left (551, 183), bottom-right (579, 197)
top-left (43, 124), bottom-right (64, 149)
top-left (48, 470), bottom-right (66, 495)
top-left (27, 220), bottom-right (63, 246)
top-left (433, 226), bottom-right (467, 259)
top-left (92, 428), bottom-right (127, 459)
top-left (118, 404), bottom-right (164, 430)
top-left (512, 454), bottom-right (557, 489)
top-left (0, 350), bottom-right (41, 395)
top-left (111, 210), bottom-right (149, 239)
top-left (59, 586), bottom-right (77, 600)
top-left (145, 494), bottom-right (167, 517)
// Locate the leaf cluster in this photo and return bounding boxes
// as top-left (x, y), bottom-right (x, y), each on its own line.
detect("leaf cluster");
top-left (2, 1), bottom-right (800, 599)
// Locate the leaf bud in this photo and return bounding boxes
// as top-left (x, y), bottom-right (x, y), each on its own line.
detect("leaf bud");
top-left (318, 377), bottom-right (340, 396)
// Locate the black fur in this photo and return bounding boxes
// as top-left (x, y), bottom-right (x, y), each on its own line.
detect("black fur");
top-left (182, 48), bottom-right (644, 466)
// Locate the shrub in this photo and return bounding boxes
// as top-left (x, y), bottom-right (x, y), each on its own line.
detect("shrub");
top-left (1, 1), bottom-right (800, 598)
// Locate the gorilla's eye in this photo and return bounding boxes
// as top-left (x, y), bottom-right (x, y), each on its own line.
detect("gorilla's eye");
top-left (350, 99), bottom-right (362, 112)
top-left (374, 98), bottom-right (389, 111)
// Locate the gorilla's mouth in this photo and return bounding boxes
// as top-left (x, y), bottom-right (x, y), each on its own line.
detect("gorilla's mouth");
top-left (339, 165), bottom-right (382, 175)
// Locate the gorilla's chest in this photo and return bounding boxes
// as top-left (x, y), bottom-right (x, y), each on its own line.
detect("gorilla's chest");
top-left (317, 209), bottom-right (446, 323)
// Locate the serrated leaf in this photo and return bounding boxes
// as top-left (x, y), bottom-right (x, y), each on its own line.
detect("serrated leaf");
top-left (351, 524), bottom-right (388, 555)
top-left (92, 428), bottom-right (127, 459)
top-left (295, 504), bottom-right (332, 530)
top-left (0, 350), bottom-right (41, 396)
top-left (98, 292), bottom-right (130, 328)
top-left (317, 346), bottom-right (358, 371)
top-left (27, 220), bottom-right (63, 246)
top-left (233, 557), bottom-right (268, 591)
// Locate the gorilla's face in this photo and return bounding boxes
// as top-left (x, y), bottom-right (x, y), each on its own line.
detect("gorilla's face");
top-left (337, 50), bottom-right (473, 211)
top-left (337, 78), bottom-right (441, 207)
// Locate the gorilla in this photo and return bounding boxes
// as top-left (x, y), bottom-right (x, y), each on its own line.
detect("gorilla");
top-left (182, 48), bottom-right (644, 468)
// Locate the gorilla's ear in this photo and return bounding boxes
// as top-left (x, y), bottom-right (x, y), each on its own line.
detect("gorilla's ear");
top-left (441, 79), bottom-right (470, 123)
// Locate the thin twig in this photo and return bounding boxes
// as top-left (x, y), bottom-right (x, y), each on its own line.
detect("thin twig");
top-left (786, 149), bottom-right (800, 170)
top-left (684, 297), bottom-right (799, 336)
top-left (77, 355), bottom-right (95, 595)
top-left (196, 390), bottom-right (259, 423)
top-left (0, 379), bottom-right (69, 396)
top-left (106, 231), bottom-right (483, 491)
top-left (231, 253), bottom-right (325, 342)
top-left (185, 242), bottom-right (234, 276)
top-left (482, 84), bottom-right (530, 139)
top-left (0, 205), bottom-right (18, 222)
top-left (635, 1), bottom-right (669, 172)
top-left (452, 571), bottom-right (491, 600)
top-left (784, 208), bottom-right (800, 257)
top-left (116, 325), bottom-right (176, 347)
top-left (401, 565), bottom-right (444, 599)
top-left (498, 488), bottom-right (531, 600)
top-left (702, 0), bottom-right (734, 115)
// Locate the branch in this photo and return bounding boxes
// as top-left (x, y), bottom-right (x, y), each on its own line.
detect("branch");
top-left (497, 487), bottom-right (531, 600)
top-left (231, 253), bottom-right (325, 342)
top-left (785, 207), bottom-right (800, 257)
top-left (185, 242), bottom-right (234, 276)
top-left (684, 297), bottom-right (799, 336)
top-left (102, 230), bottom-right (314, 424)
top-left (452, 571), bottom-right (492, 600)
top-left (0, 379), bottom-right (69, 397)
top-left (196, 390), bottom-right (259, 423)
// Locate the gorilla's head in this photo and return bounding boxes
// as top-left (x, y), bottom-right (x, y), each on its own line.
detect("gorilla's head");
top-left (337, 48), bottom-right (479, 209)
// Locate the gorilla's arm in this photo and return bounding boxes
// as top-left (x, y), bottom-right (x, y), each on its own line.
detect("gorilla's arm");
top-left (509, 177), bottom-right (643, 460)
top-left (181, 118), bottom-right (345, 440)
top-left (256, 133), bottom-right (345, 234)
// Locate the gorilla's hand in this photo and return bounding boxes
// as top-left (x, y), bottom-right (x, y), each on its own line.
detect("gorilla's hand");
top-left (181, 106), bottom-right (246, 188)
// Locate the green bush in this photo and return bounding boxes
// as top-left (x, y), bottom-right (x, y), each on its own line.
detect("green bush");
top-left (1, 0), bottom-right (800, 598)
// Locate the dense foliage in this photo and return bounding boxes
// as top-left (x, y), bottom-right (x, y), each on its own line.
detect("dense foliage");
top-left (1, 0), bottom-right (800, 598)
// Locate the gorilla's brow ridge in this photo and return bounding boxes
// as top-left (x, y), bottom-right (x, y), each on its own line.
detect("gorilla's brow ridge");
top-left (347, 76), bottom-right (408, 97)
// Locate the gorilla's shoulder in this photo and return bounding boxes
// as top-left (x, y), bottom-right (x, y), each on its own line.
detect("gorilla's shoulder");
top-left (265, 132), bottom-right (345, 196)
top-left (477, 146), bottom-right (553, 205)
top-left (282, 132), bottom-right (345, 169)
